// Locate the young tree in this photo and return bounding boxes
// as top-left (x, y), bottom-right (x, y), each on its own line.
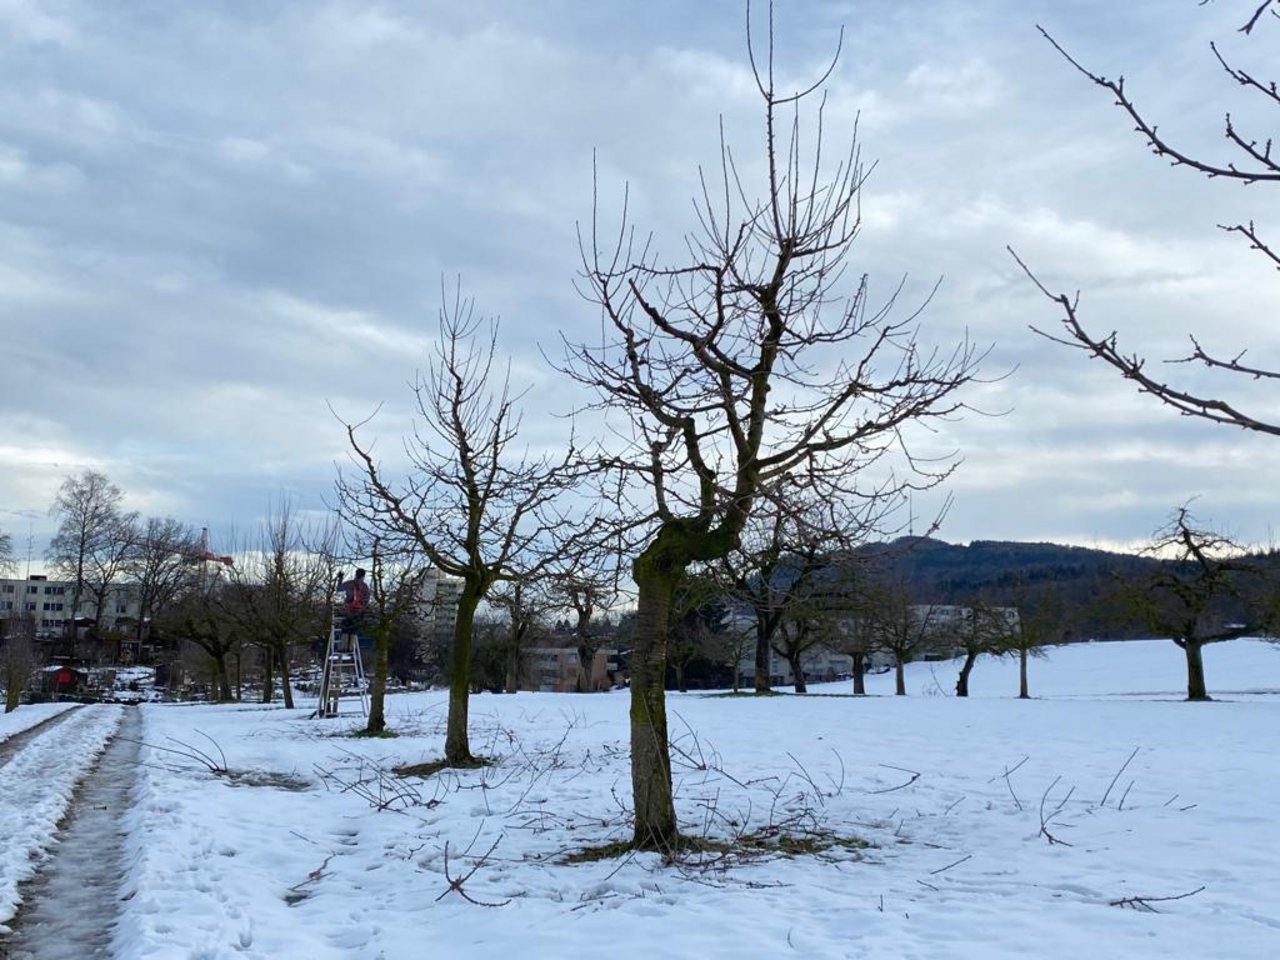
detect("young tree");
top-left (991, 581), bottom-right (1061, 699)
top-left (560, 11), bottom-right (981, 849)
top-left (1016, 4), bottom-right (1280, 434)
top-left (950, 600), bottom-right (1014, 698)
top-left (356, 540), bottom-right (429, 734)
top-left (225, 502), bottom-right (335, 709)
top-left (1131, 506), bottom-right (1262, 701)
top-left (862, 584), bottom-right (944, 696)
top-left (491, 575), bottom-right (555, 694)
top-left (339, 286), bottom-right (587, 765)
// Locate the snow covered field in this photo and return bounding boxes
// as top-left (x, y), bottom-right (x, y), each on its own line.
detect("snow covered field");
top-left (2, 639), bottom-right (1278, 959)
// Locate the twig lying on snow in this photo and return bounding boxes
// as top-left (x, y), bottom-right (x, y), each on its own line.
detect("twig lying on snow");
top-left (869, 764), bottom-right (921, 794)
top-left (435, 831), bottom-right (511, 907)
top-left (1109, 886), bottom-right (1205, 912)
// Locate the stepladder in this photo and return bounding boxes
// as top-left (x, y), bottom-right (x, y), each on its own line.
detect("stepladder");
top-left (316, 620), bottom-right (368, 718)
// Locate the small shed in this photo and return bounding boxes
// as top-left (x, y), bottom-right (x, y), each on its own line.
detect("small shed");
top-left (40, 663), bottom-right (91, 697)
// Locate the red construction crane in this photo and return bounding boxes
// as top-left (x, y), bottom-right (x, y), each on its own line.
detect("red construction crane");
top-left (195, 527), bottom-right (234, 567)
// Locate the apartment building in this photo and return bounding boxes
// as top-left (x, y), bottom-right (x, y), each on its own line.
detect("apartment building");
top-left (0, 574), bottom-right (142, 639)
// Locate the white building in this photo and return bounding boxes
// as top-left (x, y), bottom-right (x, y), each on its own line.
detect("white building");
top-left (413, 567), bottom-right (462, 653)
top-left (0, 574), bottom-right (142, 639)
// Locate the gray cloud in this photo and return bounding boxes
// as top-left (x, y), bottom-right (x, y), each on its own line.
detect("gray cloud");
top-left (1, 0), bottom-right (1277, 558)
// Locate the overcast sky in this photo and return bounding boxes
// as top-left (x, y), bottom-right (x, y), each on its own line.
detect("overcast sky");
top-left (2, 0), bottom-right (1278, 566)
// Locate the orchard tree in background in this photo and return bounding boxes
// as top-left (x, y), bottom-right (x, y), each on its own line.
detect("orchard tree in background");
top-left (1016, 2), bottom-right (1280, 434)
top-left (560, 7), bottom-right (981, 850)
top-left (861, 584), bottom-right (944, 696)
top-left (552, 542), bottom-right (625, 693)
top-left (224, 501), bottom-right (336, 709)
top-left (355, 538), bottom-right (429, 734)
top-left (993, 580), bottom-right (1063, 699)
top-left (338, 285), bottom-right (591, 766)
top-left (1130, 505), bottom-right (1262, 701)
top-left (490, 575), bottom-right (555, 694)
top-left (721, 481), bottom-right (901, 695)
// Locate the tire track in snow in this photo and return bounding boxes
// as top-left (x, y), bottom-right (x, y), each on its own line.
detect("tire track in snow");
top-left (1, 706), bottom-right (141, 959)
top-left (0, 708), bottom-right (85, 771)
top-left (0, 704), bottom-right (124, 941)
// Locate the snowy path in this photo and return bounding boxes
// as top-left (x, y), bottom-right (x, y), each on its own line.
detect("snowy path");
top-left (1, 707), bottom-right (141, 959)
top-left (0, 705), bottom-right (124, 935)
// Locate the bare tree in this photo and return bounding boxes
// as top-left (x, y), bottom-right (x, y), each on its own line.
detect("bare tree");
top-left (357, 539), bottom-right (428, 734)
top-left (1130, 505), bottom-right (1262, 700)
top-left (224, 501), bottom-right (335, 709)
top-left (126, 517), bottom-right (201, 659)
top-left (861, 583), bottom-right (944, 696)
top-left (0, 528), bottom-right (12, 572)
top-left (156, 564), bottom-right (239, 702)
top-left (990, 580), bottom-right (1061, 699)
top-left (47, 470), bottom-right (134, 646)
top-left (559, 7), bottom-right (981, 850)
top-left (950, 599), bottom-right (1018, 698)
top-left (490, 575), bottom-right (555, 694)
top-left (338, 285), bottom-right (588, 765)
top-left (1014, 3), bottom-right (1280, 433)
top-left (550, 540), bottom-right (626, 693)
top-left (721, 482), bottom-right (898, 694)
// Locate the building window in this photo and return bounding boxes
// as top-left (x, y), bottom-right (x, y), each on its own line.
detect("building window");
top-left (23, 602), bottom-right (35, 611)
top-left (44, 586), bottom-right (65, 595)
top-left (0, 600), bottom-right (11, 610)
top-left (1, 585), bottom-right (14, 593)
top-left (26, 585), bottom-right (37, 594)
top-left (43, 602), bottom-right (65, 612)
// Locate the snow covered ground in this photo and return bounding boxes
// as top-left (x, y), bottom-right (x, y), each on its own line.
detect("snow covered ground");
top-left (2, 638), bottom-right (1278, 959)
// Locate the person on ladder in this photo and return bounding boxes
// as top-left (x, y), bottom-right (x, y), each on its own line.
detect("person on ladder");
top-left (323, 568), bottom-right (370, 717)
top-left (339, 567), bottom-right (371, 641)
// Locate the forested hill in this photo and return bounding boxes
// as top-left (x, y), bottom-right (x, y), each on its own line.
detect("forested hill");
top-left (856, 537), bottom-right (1161, 639)
top-left (867, 537), bottom-right (1157, 599)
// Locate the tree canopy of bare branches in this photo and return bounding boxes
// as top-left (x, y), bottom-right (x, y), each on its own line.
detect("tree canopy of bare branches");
top-left (1014, 2), bottom-right (1280, 435)
top-left (338, 284), bottom-right (591, 764)
top-left (47, 470), bottom-right (137, 646)
top-left (1130, 504), bottom-right (1263, 700)
top-left (559, 5), bottom-right (982, 851)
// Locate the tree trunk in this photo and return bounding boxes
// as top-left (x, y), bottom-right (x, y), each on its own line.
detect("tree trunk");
top-left (445, 583), bottom-right (482, 764)
top-left (629, 545), bottom-right (682, 852)
top-left (788, 652), bottom-right (806, 693)
top-left (504, 644), bottom-right (521, 694)
top-left (577, 642), bottom-right (593, 693)
top-left (894, 658), bottom-right (906, 696)
top-left (366, 626), bottom-right (391, 734)
top-left (4, 673), bottom-right (19, 713)
top-left (213, 649), bottom-right (233, 702)
top-left (955, 649), bottom-right (978, 698)
top-left (1018, 648), bottom-right (1029, 699)
top-left (277, 637), bottom-right (295, 709)
top-left (851, 652), bottom-right (866, 696)
top-left (753, 628), bottom-right (772, 694)
top-left (1181, 639), bottom-right (1210, 701)
top-left (260, 647), bottom-right (274, 703)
